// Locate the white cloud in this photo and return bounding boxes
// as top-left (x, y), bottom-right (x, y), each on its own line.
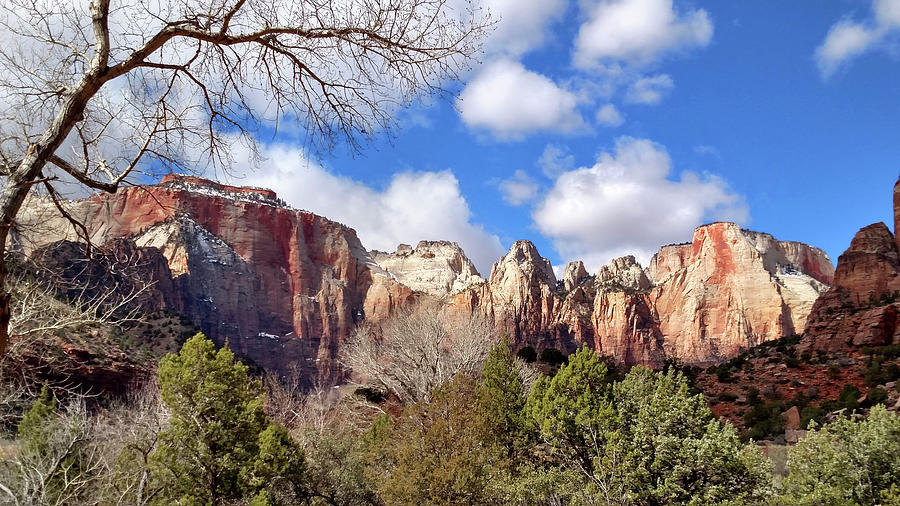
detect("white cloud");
top-left (498, 170), bottom-right (539, 205)
top-left (537, 144), bottom-right (576, 178)
top-left (595, 103), bottom-right (624, 126)
top-left (815, 21), bottom-right (879, 77)
top-left (876, 0), bottom-right (900, 26)
top-left (816, 0), bottom-right (900, 78)
top-left (532, 137), bottom-right (748, 272)
top-left (625, 74), bottom-right (674, 105)
top-left (224, 143), bottom-right (505, 274)
top-left (574, 0), bottom-right (713, 68)
top-left (693, 144), bottom-right (722, 159)
top-left (457, 60), bottom-right (584, 139)
top-left (476, 0), bottom-right (569, 58)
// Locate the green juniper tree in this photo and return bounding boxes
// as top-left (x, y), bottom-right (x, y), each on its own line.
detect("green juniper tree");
top-left (476, 339), bottom-right (527, 455)
top-left (151, 333), bottom-right (304, 505)
top-left (526, 350), bottom-right (772, 505)
top-left (782, 404), bottom-right (900, 506)
top-left (373, 374), bottom-right (501, 505)
top-left (613, 366), bottom-right (772, 505)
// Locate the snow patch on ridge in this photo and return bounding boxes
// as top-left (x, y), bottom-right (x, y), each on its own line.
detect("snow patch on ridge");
top-left (161, 179), bottom-right (290, 209)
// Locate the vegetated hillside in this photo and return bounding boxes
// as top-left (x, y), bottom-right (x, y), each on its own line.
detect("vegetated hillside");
top-left (0, 242), bottom-right (201, 398)
top-left (693, 336), bottom-right (900, 441)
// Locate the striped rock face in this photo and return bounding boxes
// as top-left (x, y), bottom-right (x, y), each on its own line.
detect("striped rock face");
top-left (17, 176), bottom-right (414, 385)
top-left (18, 174), bottom-right (833, 384)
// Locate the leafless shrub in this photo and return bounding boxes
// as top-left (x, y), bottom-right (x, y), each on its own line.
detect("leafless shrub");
top-left (6, 259), bottom-right (149, 341)
top-left (0, 245), bottom-right (154, 426)
top-left (0, 382), bottom-right (167, 506)
top-left (0, 396), bottom-right (104, 506)
top-left (264, 367), bottom-right (340, 436)
top-left (515, 357), bottom-right (540, 395)
top-left (93, 383), bottom-right (169, 506)
top-left (341, 304), bottom-right (498, 403)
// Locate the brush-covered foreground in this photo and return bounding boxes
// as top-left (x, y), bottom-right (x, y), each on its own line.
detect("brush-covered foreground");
top-left (1, 329), bottom-right (899, 505)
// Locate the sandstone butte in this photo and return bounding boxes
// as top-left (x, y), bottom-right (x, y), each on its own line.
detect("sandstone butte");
top-left (16, 174), bottom-right (834, 383)
top-left (802, 175), bottom-right (900, 352)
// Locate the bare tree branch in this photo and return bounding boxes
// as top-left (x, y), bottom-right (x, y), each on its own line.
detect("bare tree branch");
top-left (0, 0), bottom-right (491, 355)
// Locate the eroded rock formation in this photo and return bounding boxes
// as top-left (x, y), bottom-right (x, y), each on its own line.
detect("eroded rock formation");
top-left (370, 241), bottom-right (484, 298)
top-left (17, 174), bottom-right (834, 381)
top-left (17, 176), bottom-right (414, 383)
top-left (447, 223), bottom-right (830, 366)
top-left (804, 176), bottom-right (900, 351)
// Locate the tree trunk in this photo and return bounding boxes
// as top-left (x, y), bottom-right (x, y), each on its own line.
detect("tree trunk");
top-left (0, 159), bottom-right (46, 355)
top-left (0, 2), bottom-right (113, 354)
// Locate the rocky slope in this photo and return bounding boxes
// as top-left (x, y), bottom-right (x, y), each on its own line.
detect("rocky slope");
top-left (16, 174), bottom-right (834, 382)
top-left (803, 176), bottom-right (900, 352)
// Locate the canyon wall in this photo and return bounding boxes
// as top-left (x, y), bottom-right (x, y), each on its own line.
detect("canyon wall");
top-left (17, 174), bottom-right (834, 380)
top-left (17, 177), bottom-right (415, 383)
top-left (448, 222), bottom-right (831, 367)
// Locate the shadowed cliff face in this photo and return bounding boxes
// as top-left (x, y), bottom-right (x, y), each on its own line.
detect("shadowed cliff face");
top-left (17, 174), bottom-right (833, 381)
top-left (803, 176), bottom-right (900, 352)
top-left (17, 177), bottom-right (414, 384)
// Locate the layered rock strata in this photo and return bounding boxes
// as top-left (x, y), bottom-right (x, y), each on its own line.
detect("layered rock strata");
top-left (17, 174), bottom-right (834, 381)
top-left (17, 176), bottom-right (414, 383)
top-left (449, 223), bottom-right (830, 366)
top-left (370, 241), bottom-right (484, 298)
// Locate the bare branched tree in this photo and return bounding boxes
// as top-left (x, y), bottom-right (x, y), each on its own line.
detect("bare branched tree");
top-left (0, 0), bottom-right (491, 355)
top-left (94, 384), bottom-right (169, 506)
top-left (264, 367), bottom-right (341, 433)
top-left (341, 304), bottom-right (497, 403)
top-left (0, 396), bottom-right (105, 506)
top-left (7, 262), bottom-right (149, 340)
top-left (0, 383), bottom-right (169, 506)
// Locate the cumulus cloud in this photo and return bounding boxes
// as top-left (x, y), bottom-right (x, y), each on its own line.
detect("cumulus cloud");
top-left (476, 0), bottom-right (569, 58)
top-left (595, 103), bottom-right (625, 126)
top-left (625, 74), bottom-right (674, 104)
top-left (223, 142), bottom-right (505, 274)
top-left (537, 144), bottom-right (576, 178)
top-left (816, 0), bottom-right (900, 78)
top-left (532, 137), bottom-right (748, 271)
top-left (498, 170), bottom-right (540, 205)
top-left (457, 60), bottom-right (584, 139)
top-left (816, 22), bottom-right (878, 77)
top-left (574, 0), bottom-right (713, 68)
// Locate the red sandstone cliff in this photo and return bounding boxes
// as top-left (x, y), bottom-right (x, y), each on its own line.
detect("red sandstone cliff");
top-left (18, 176), bottom-right (414, 383)
top-left (651, 223), bottom-right (826, 363)
top-left (446, 223), bottom-right (830, 367)
top-left (803, 176), bottom-right (900, 351)
top-left (18, 174), bottom-right (834, 378)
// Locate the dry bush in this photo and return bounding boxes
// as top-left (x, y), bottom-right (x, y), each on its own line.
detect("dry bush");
top-left (0, 382), bottom-right (167, 506)
top-left (264, 368), bottom-right (341, 436)
top-left (341, 304), bottom-right (498, 403)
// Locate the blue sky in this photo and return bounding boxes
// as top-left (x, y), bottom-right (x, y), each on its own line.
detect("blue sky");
top-left (230, 0), bottom-right (900, 275)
